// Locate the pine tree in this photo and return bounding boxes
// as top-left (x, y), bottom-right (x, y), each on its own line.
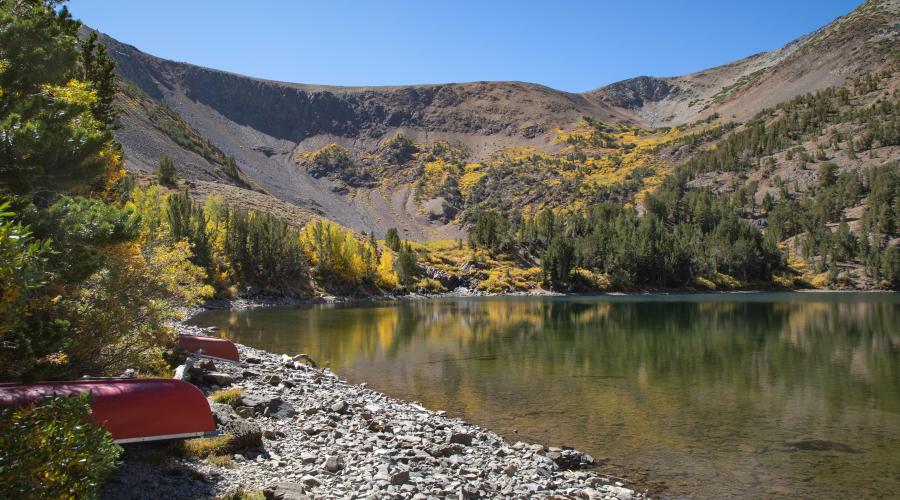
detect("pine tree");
top-left (157, 156), bottom-right (177, 185)
top-left (80, 31), bottom-right (118, 127)
top-left (385, 227), bottom-right (401, 251)
top-left (368, 232), bottom-right (380, 260)
top-left (394, 242), bottom-right (418, 287)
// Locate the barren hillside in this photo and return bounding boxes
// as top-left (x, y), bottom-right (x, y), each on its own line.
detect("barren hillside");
top-left (96, 0), bottom-right (898, 240)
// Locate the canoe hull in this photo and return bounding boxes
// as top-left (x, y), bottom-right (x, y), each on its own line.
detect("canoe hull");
top-left (0, 379), bottom-right (216, 443)
top-left (177, 334), bottom-right (240, 362)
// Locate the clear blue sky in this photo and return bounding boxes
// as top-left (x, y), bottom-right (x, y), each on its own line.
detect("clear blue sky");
top-left (67, 0), bottom-right (862, 92)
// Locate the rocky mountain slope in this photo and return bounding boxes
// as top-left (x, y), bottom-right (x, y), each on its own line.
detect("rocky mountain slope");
top-left (587, 0), bottom-right (899, 126)
top-left (96, 0), bottom-right (898, 240)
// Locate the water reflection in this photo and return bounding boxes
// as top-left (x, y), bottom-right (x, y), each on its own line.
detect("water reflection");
top-left (191, 293), bottom-right (900, 499)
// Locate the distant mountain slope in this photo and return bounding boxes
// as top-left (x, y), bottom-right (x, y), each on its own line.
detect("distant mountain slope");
top-left (586, 0), bottom-right (899, 126)
top-left (94, 0), bottom-right (898, 240)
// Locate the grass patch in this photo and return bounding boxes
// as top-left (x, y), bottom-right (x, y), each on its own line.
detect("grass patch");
top-left (209, 387), bottom-right (244, 407)
top-left (178, 434), bottom-right (235, 459)
top-left (207, 454), bottom-right (234, 468)
top-left (219, 488), bottom-right (266, 500)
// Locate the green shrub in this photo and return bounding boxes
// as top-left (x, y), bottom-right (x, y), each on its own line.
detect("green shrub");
top-left (385, 227), bottom-right (401, 252)
top-left (157, 155), bottom-right (177, 185)
top-left (394, 243), bottom-right (419, 287)
top-left (415, 277), bottom-right (446, 294)
top-left (0, 394), bottom-right (121, 499)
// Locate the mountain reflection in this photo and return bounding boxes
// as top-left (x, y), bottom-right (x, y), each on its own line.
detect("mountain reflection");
top-left (192, 294), bottom-right (900, 499)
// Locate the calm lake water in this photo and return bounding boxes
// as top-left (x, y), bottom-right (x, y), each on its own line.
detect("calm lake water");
top-left (190, 293), bottom-right (900, 499)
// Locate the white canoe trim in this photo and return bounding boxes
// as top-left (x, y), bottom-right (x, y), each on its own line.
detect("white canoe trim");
top-left (189, 351), bottom-right (240, 365)
top-left (115, 430), bottom-right (220, 444)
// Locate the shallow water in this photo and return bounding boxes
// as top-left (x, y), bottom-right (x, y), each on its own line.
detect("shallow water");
top-left (190, 293), bottom-right (900, 499)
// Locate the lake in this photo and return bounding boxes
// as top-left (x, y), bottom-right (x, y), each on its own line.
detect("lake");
top-left (189, 293), bottom-right (900, 499)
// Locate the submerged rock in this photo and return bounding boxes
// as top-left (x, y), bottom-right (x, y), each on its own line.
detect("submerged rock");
top-left (785, 438), bottom-right (860, 453)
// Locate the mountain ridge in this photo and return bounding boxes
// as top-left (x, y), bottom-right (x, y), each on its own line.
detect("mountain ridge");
top-left (94, 0), bottom-right (898, 240)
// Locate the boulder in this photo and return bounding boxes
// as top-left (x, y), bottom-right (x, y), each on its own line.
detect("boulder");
top-left (292, 353), bottom-right (318, 368)
top-left (429, 444), bottom-right (464, 457)
top-left (241, 393), bottom-right (296, 420)
top-left (390, 470), bottom-right (410, 485)
top-left (331, 401), bottom-right (348, 414)
top-left (449, 431), bottom-right (474, 446)
top-left (546, 449), bottom-right (594, 470)
top-left (263, 482), bottom-right (309, 500)
top-left (224, 419), bottom-right (262, 451)
top-left (324, 455), bottom-right (341, 473)
top-left (235, 406), bottom-right (255, 418)
top-left (209, 402), bottom-right (236, 427)
top-left (301, 476), bottom-right (321, 488)
top-left (579, 488), bottom-right (603, 499)
top-left (203, 372), bottom-right (234, 386)
top-left (602, 485), bottom-right (634, 500)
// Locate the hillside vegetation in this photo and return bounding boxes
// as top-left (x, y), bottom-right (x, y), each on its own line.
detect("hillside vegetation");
top-left (91, 0), bottom-right (899, 242)
top-left (80, 0), bottom-right (897, 293)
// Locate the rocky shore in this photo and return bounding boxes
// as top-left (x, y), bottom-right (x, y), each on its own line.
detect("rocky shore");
top-left (102, 324), bottom-right (646, 499)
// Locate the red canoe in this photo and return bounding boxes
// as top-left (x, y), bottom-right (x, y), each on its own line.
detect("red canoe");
top-left (0, 378), bottom-right (216, 443)
top-left (177, 334), bottom-right (240, 362)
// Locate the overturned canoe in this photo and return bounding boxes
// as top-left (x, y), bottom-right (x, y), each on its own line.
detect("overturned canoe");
top-left (0, 378), bottom-right (216, 443)
top-left (177, 334), bottom-right (240, 362)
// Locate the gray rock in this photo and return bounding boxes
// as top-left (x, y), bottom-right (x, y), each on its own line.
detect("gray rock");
top-left (604, 485), bottom-right (634, 500)
top-left (449, 432), bottom-right (473, 446)
top-left (331, 401), bottom-right (348, 414)
top-left (235, 406), bottom-right (255, 418)
top-left (198, 359), bottom-right (216, 371)
top-left (224, 419), bottom-right (262, 451)
top-left (324, 455), bottom-right (341, 473)
top-left (579, 488), bottom-right (603, 499)
top-left (390, 470), bottom-right (410, 485)
top-left (301, 476), bottom-right (321, 488)
top-left (241, 393), bottom-right (296, 420)
top-left (212, 403), bottom-right (240, 429)
top-left (548, 449), bottom-right (592, 470)
top-left (263, 481), bottom-right (309, 500)
top-left (203, 372), bottom-right (234, 386)
top-left (266, 374), bottom-right (282, 386)
top-left (430, 444), bottom-right (464, 457)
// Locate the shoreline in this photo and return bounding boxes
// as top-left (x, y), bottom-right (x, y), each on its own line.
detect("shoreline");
top-left (108, 290), bottom-right (897, 499)
top-left (102, 320), bottom-right (648, 499)
top-left (202, 287), bottom-right (897, 313)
